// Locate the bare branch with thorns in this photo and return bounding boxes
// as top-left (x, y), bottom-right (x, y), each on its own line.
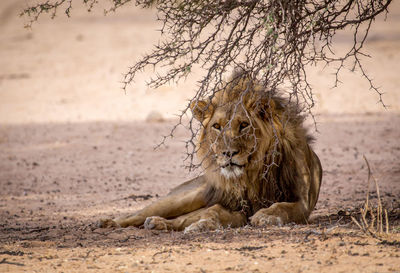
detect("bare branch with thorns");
top-left (21, 0), bottom-right (392, 169)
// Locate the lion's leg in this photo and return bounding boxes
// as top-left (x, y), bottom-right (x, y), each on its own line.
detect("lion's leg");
top-left (250, 201), bottom-right (310, 226)
top-left (251, 149), bottom-right (322, 227)
top-left (183, 204), bottom-right (247, 233)
top-left (144, 204), bottom-right (247, 232)
top-left (142, 208), bottom-right (208, 231)
top-left (99, 176), bottom-right (207, 228)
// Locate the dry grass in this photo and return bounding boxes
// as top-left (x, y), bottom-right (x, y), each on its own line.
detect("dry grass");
top-left (351, 155), bottom-right (390, 238)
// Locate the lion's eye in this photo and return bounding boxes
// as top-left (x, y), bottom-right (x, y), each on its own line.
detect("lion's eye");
top-left (239, 121), bottom-right (249, 131)
top-left (212, 123), bottom-right (221, 130)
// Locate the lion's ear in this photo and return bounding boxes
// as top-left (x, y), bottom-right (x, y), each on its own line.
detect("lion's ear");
top-left (190, 100), bottom-right (213, 121)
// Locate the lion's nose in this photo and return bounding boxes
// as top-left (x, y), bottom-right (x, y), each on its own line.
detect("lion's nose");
top-left (222, 150), bottom-right (239, 158)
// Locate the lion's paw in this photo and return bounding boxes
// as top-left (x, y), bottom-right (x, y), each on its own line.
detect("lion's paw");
top-left (98, 218), bottom-right (120, 228)
top-left (250, 214), bottom-right (283, 227)
top-left (184, 219), bottom-right (220, 234)
top-left (144, 216), bottom-right (171, 230)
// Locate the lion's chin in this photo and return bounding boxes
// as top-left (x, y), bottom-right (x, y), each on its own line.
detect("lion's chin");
top-left (220, 165), bottom-right (244, 179)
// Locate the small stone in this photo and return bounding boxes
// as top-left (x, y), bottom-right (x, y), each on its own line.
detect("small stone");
top-left (145, 111), bottom-right (165, 123)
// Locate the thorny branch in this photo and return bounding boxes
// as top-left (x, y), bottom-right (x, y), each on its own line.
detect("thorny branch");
top-left (21, 0), bottom-right (392, 170)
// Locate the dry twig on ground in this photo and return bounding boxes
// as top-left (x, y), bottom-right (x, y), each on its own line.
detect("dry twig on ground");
top-left (351, 155), bottom-right (390, 239)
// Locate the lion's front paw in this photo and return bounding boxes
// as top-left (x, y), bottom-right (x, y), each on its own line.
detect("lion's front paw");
top-left (250, 214), bottom-right (283, 227)
top-left (144, 216), bottom-right (172, 230)
top-left (98, 218), bottom-right (120, 228)
top-left (184, 219), bottom-right (220, 234)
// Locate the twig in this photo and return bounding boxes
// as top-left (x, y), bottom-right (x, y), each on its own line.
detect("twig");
top-left (352, 156), bottom-right (390, 239)
top-left (0, 258), bottom-right (25, 267)
top-left (385, 209), bottom-right (389, 234)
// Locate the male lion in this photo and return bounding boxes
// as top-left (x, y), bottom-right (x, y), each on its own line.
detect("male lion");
top-left (100, 73), bottom-right (322, 232)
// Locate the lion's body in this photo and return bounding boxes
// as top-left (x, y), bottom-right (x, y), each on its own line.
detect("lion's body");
top-left (100, 74), bottom-right (322, 232)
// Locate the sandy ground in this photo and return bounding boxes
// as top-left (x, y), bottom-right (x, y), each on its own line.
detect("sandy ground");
top-left (1, 1), bottom-right (400, 272)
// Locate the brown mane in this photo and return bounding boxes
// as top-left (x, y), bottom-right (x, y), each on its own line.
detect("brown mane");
top-left (197, 76), bottom-right (314, 217)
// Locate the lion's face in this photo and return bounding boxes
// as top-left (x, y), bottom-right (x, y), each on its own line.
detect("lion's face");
top-left (193, 99), bottom-right (263, 179)
top-left (207, 105), bottom-right (257, 178)
top-left (190, 77), bottom-right (279, 180)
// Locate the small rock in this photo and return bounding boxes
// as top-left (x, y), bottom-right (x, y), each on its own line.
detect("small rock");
top-left (145, 111), bottom-right (165, 123)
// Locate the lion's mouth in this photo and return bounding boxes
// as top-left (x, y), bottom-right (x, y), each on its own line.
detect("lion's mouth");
top-left (220, 162), bottom-right (245, 179)
top-left (221, 162), bottom-right (244, 168)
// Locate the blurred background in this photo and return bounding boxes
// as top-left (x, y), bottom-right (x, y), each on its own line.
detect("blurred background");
top-left (1, 0), bottom-right (399, 124)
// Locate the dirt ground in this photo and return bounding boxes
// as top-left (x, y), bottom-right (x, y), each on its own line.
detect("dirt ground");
top-left (1, 1), bottom-right (400, 272)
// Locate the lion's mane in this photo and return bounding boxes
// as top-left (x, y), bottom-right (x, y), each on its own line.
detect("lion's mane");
top-left (196, 76), bottom-right (316, 217)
